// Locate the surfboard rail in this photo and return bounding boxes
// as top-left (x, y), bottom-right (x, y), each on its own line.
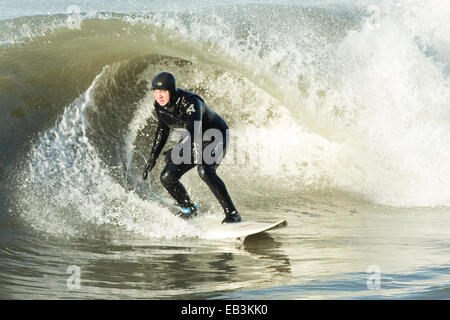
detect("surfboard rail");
top-left (192, 217), bottom-right (287, 240)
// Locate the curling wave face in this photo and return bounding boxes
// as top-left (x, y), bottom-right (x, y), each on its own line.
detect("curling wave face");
top-left (2, 1), bottom-right (450, 238)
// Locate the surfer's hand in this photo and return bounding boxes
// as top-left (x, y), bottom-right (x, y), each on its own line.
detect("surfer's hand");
top-left (143, 159), bottom-right (155, 180)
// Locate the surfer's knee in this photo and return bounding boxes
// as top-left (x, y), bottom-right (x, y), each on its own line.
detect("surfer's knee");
top-left (160, 169), bottom-right (175, 187)
top-left (197, 165), bottom-right (215, 183)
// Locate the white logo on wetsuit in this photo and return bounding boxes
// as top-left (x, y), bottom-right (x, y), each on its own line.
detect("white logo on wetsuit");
top-left (186, 104), bottom-right (195, 115)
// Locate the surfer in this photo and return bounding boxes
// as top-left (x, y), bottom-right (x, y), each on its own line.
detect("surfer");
top-left (142, 72), bottom-right (241, 223)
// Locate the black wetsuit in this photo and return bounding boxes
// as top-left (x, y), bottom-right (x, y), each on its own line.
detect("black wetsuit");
top-left (147, 89), bottom-right (237, 214)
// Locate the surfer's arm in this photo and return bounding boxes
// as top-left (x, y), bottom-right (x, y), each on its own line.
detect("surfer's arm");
top-left (143, 119), bottom-right (170, 180)
top-left (149, 119), bottom-right (170, 162)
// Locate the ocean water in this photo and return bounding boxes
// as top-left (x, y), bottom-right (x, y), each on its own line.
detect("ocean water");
top-left (1, 0), bottom-right (449, 299)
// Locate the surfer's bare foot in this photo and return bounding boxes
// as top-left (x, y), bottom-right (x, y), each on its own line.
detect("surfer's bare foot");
top-left (222, 211), bottom-right (241, 223)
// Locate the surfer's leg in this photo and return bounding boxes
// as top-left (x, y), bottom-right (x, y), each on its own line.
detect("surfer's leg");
top-left (197, 164), bottom-right (239, 216)
top-left (160, 149), bottom-right (196, 208)
top-left (198, 132), bottom-right (241, 223)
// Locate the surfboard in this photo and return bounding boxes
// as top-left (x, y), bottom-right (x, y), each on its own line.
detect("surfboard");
top-left (192, 216), bottom-right (287, 240)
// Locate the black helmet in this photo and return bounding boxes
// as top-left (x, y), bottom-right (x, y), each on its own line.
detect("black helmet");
top-left (151, 72), bottom-right (176, 95)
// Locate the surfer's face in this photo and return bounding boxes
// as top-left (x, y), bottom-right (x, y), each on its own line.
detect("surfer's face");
top-left (154, 89), bottom-right (170, 106)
